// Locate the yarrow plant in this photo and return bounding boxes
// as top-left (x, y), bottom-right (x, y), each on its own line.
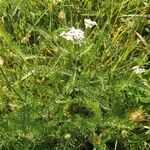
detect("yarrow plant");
top-left (60, 27), bottom-right (84, 45)
top-left (131, 66), bottom-right (146, 74)
top-left (59, 19), bottom-right (97, 45)
top-left (1, 1), bottom-right (150, 149)
top-left (84, 19), bottom-right (97, 28)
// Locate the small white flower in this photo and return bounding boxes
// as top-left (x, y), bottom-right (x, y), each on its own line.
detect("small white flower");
top-left (131, 66), bottom-right (145, 74)
top-left (84, 19), bottom-right (97, 28)
top-left (60, 27), bottom-right (84, 45)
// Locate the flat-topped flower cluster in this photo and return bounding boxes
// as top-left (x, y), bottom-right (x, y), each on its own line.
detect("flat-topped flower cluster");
top-left (84, 19), bottom-right (97, 29)
top-left (59, 19), bottom-right (97, 45)
top-left (60, 27), bottom-right (84, 45)
top-left (132, 66), bottom-right (146, 74)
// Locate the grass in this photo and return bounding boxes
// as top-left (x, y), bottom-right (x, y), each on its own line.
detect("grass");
top-left (0, 0), bottom-right (150, 149)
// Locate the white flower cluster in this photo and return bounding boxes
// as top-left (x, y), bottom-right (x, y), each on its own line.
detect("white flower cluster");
top-left (132, 66), bottom-right (145, 74)
top-left (59, 18), bottom-right (97, 45)
top-left (84, 19), bottom-right (97, 28)
top-left (60, 27), bottom-right (84, 45)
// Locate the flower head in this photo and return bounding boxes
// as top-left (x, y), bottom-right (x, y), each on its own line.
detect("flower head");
top-left (60, 27), bottom-right (84, 45)
top-left (131, 66), bottom-right (145, 74)
top-left (84, 19), bottom-right (97, 28)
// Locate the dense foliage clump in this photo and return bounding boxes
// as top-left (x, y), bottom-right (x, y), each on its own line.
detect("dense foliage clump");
top-left (0, 0), bottom-right (150, 149)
